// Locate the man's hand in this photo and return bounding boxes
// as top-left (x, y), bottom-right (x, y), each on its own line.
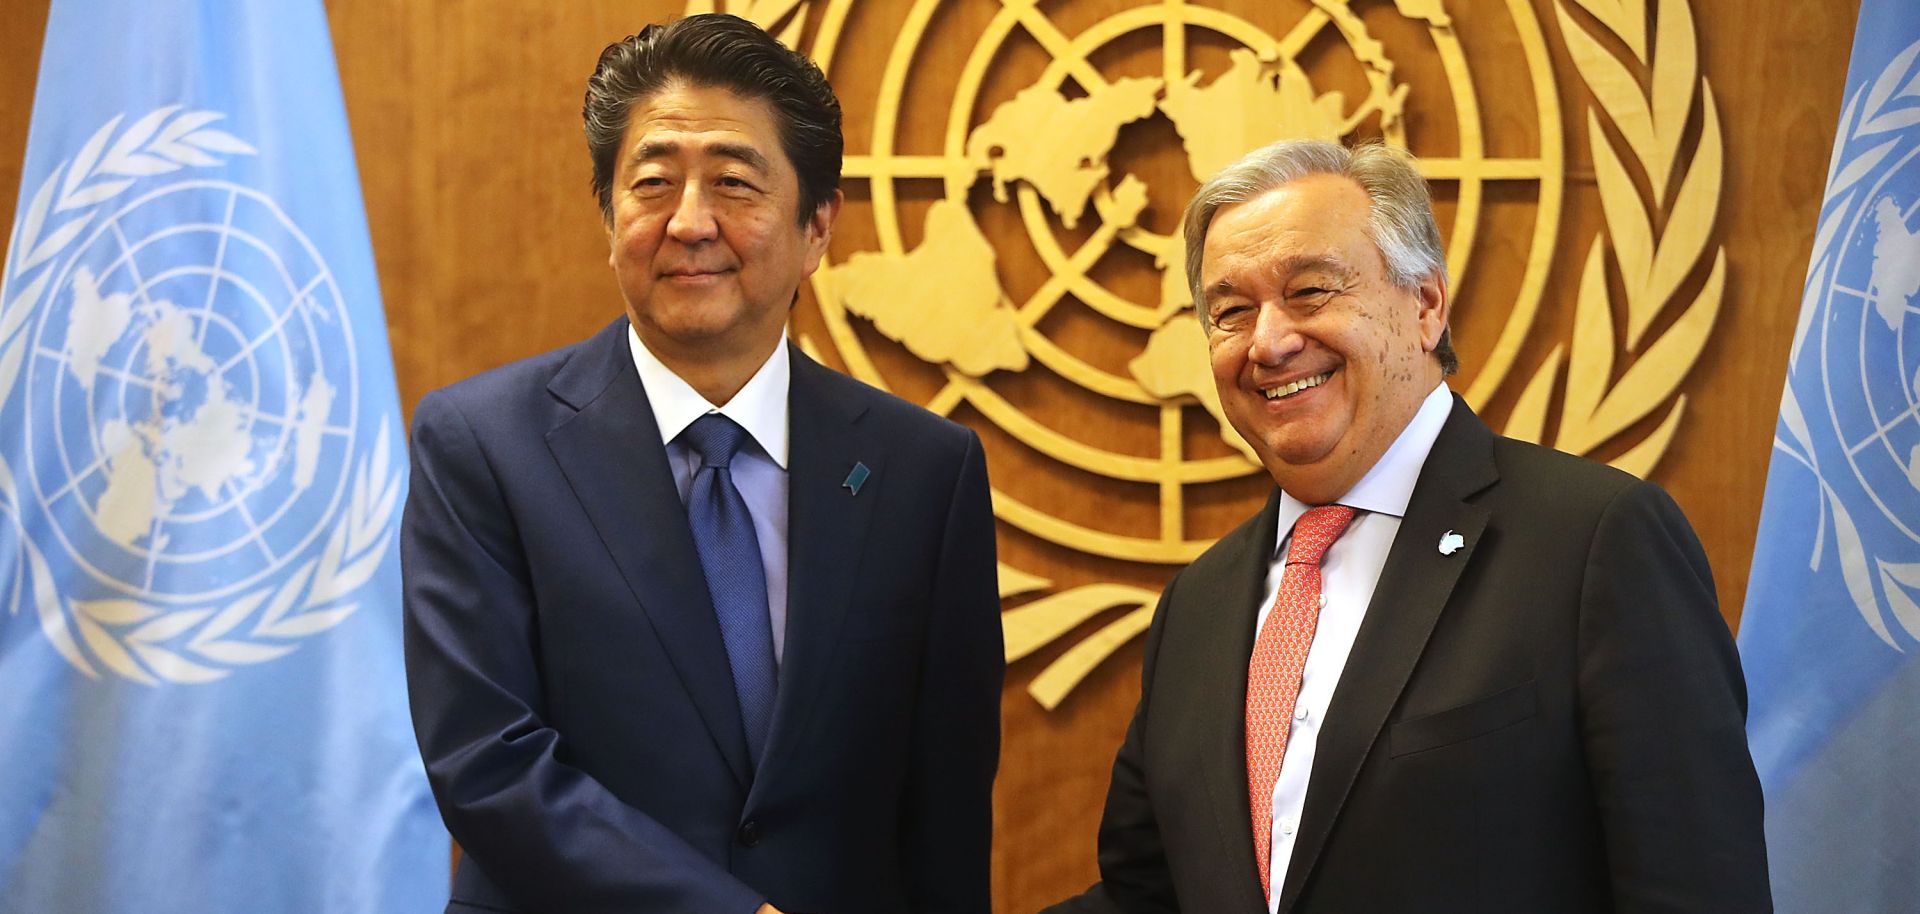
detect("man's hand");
top-left (755, 905), bottom-right (786, 914)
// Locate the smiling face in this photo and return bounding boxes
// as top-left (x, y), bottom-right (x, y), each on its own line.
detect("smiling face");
top-left (1199, 173), bottom-right (1449, 503)
top-left (606, 82), bottom-right (837, 384)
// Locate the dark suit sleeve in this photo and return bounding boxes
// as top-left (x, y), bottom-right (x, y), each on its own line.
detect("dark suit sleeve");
top-left (1577, 480), bottom-right (1771, 911)
top-left (401, 390), bottom-right (765, 914)
top-left (1043, 579), bottom-right (1180, 914)
top-left (902, 430), bottom-right (1005, 913)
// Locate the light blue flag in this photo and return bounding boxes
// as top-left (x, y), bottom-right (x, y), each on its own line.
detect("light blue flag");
top-left (0, 2), bottom-right (446, 911)
top-left (1740, 1), bottom-right (1920, 910)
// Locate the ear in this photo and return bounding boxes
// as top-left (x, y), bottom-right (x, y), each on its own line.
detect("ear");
top-left (1413, 268), bottom-right (1449, 352)
top-left (604, 215), bottom-right (618, 270)
top-left (800, 189), bottom-right (844, 279)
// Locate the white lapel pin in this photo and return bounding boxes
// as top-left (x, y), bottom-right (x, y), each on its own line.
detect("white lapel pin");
top-left (1438, 530), bottom-right (1465, 555)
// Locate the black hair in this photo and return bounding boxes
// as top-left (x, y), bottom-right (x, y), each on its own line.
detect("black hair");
top-left (584, 13), bottom-right (842, 227)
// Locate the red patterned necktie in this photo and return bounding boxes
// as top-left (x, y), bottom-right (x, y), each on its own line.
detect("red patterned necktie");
top-left (1246, 504), bottom-right (1356, 902)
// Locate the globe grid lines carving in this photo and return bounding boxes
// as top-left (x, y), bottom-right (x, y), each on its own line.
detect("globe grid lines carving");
top-left (824, 0), bottom-right (1561, 557)
top-left (0, 108), bottom-right (402, 685)
top-left (870, 0), bottom-right (1566, 403)
top-left (703, 0), bottom-right (1720, 707)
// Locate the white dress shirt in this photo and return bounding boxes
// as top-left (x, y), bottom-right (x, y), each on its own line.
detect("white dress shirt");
top-left (1258, 383), bottom-right (1453, 909)
top-left (628, 327), bottom-right (792, 663)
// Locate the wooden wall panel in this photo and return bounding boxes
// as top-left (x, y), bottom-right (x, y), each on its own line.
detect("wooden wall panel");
top-left (0, 1), bottom-right (49, 251)
top-left (0, 0), bottom-right (1861, 909)
top-left (1665, 0), bottom-right (1861, 630)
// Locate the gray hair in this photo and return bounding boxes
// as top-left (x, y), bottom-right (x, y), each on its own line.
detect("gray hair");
top-left (1182, 140), bottom-right (1456, 374)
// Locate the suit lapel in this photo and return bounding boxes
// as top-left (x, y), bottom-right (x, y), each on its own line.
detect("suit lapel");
top-left (543, 320), bottom-right (752, 788)
top-left (747, 348), bottom-right (883, 806)
top-left (1193, 492), bottom-right (1285, 913)
top-left (1275, 398), bottom-right (1498, 913)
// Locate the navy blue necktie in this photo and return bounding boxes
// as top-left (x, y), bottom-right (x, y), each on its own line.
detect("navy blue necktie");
top-left (680, 414), bottom-right (777, 768)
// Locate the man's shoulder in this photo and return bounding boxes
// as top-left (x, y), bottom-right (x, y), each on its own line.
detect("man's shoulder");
top-left (1484, 430), bottom-right (1648, 514)
top-left (1421, 398), bottom-right (1657, 519)
top-left (417, 323), bottom-right (618, 423)
top-left (1467, 422), bottom-right (1709, 564)
top-left (794, 351), bottom-right (976, 450)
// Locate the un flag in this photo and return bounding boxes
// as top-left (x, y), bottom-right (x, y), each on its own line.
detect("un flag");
top-left (0, 2), bottom-right (446, 911)
top-left (1741, 0), bottom-right (1920, 910)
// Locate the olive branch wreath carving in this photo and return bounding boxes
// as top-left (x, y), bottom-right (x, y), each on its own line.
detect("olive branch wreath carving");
top-left (705, 0), bottom-right (1726, 708)
top-left (1000, 0), bottom-right (1728, 709)
top-left (1508, 0), bottom-right (1724, 478)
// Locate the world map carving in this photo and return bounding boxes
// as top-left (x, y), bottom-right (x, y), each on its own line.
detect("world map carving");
top-left (695, 0), bottom-right (1728, 710)
top-left (831, 55), bottom-right (1340, 462)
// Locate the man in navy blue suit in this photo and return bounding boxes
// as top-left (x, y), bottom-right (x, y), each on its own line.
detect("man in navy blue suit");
top-left (400, 15), bottom-right (1004, 913)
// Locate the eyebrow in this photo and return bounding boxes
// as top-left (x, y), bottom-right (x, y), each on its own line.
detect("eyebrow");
top-left (1205, 249), bottom-right (1344, 299)
top-left (1203, 253), bottom-right (1355, 303)
top-left (1268, 253), bottom-right (1355, 282)
top-left (629, 140), bottom-right (772, 173)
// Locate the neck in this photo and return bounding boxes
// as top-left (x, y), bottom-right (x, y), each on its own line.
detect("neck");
top-left (636, 329), bottom-right (782, 407)
top-left (1273, 460), bottom-right (1368, 507)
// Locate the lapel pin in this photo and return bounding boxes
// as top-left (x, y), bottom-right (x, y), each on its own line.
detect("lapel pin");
top-left (1438, 530), bottom-right (1465, 556)
top-left (842, 461), bottom-right (871, 496)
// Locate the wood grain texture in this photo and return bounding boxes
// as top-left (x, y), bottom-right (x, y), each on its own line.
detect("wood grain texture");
top-left (0, 1), bottom-right (49, 245)
top-left (0, 0), bottom-right (1862, 909)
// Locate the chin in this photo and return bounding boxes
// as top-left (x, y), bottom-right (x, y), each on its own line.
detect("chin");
top-left (1245, 421), bottom-right (1335, 462)
top-left (651, 305), bottom-right (741, 333)
top-left (1255, 434), bottom-right (1345, 479)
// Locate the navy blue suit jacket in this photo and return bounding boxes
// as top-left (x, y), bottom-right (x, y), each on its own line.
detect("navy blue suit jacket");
top-left (402, 319), bottom-right (1003, 913)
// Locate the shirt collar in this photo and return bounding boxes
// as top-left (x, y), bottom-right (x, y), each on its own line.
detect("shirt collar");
top-left (1273, 382), bottom-right (1453, 550)
top-left (628, 325), bottom-right (790, 469)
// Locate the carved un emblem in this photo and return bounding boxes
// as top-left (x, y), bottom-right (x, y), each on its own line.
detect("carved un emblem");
top-left (696, 0), bottom-right (1727, 706)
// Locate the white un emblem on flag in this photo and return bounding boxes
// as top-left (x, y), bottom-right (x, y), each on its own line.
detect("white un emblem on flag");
top-left (0, 108), bottom-right (400, 685)
top-left (1776, 40), bottom-right (1920, 649)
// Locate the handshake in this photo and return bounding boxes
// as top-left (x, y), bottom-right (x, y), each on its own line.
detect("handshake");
top-left (400, 12), bottom-right (1772, 914)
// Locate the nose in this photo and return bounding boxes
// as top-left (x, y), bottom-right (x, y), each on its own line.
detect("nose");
top-left (1247, 303), bottom-right (1305, 366)
top-left (666, 185), bottom-right (719, 244)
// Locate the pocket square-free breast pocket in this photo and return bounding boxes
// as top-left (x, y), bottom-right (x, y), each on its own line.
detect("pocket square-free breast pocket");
top-left (1389, 681), bottom-right (1538, 757)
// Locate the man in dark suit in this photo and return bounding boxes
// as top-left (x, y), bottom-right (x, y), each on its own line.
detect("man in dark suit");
top-left (400, 15), bottom-right (1003, 913)
top-left (1047, 141), bottom-right (1770, 913)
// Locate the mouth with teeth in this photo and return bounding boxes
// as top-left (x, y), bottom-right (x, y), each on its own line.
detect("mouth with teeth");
top-left (1262, 371), bottom-right (1333, 400)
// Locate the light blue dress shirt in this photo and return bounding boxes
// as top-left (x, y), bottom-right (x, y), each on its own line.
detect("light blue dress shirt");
top-left (628, 327), bottom-right (792, 665)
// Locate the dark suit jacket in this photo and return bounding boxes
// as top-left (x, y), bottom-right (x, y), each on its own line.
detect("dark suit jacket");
top-left (1049, 397), bottom-right (1769, 913)
top-left (401, 319), bottom-right (1003, 914)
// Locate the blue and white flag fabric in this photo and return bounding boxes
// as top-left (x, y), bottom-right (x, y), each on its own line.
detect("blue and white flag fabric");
top-left (1740, 0), bottom-right (1920, 909)
top-left (0, 2), bottom-right (446, 911)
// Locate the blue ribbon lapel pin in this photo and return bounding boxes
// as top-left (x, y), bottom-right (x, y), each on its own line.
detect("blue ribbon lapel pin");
top-left (843, 461), bottom-right (872, 496)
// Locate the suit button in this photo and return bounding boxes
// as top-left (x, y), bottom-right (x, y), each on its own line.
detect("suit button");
top-left (737, 820), bottom-right (762, 847)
